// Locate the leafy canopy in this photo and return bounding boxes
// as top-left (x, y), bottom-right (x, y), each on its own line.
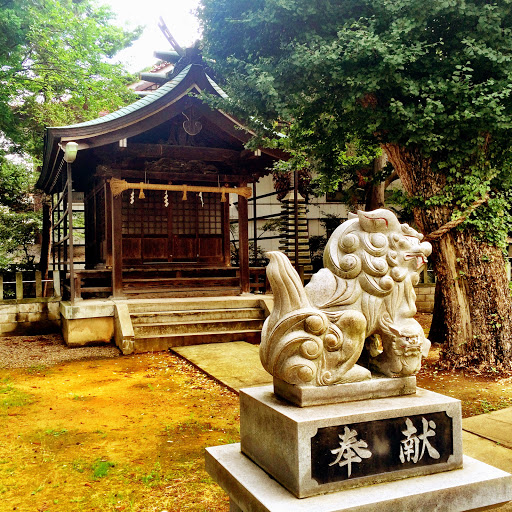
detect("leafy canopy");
top-left (199, 0), bottom-right (512, 244)
top-left (1, 0), bottom-right (142, 158)
top-left (0, 0), bottom-right (141, 269)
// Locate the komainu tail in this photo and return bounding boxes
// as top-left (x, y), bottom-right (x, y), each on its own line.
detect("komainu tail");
top-left (260, 252), bottom-right (343, 385)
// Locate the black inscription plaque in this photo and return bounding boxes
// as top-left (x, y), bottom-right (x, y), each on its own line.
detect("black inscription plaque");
top-left (311, 412), bottom-right (453, 484)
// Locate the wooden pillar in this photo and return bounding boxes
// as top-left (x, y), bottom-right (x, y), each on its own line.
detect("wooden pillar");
top-left (110, 183), bottom-right (124, 297)
top-left (252, 181), bottom-right (258, 263)
top-left (238, 189), bottom-right (250, 294)
top-left (16, 272), bottom-right (23, 300)
top-left (67, 163), bottom-right (76, 302)
top-left (105, 181), bottom-right (113, 267)
top-left (35, 271), bottom-right (42, 298)
top-left (222, 196), bottom-right (231, 266)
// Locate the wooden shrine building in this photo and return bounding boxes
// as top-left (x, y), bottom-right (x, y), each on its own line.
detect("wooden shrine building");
top-left (37, 50), bottom-right (282, 304)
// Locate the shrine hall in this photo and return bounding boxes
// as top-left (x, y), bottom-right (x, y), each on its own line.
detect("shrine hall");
top-left (36, 48), bottom-right (283, 351)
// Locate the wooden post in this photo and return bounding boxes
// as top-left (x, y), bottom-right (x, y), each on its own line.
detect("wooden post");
top-left (252, 181), bottom-right (258, 263)
top-left (110, 184), bottom-right (124, 297)
top-left (53, 269), bottom-right (61, 297)
top-left (294, 169), bottom-right (299, 272)
top-left (105, 181), bottom-right (113, 267)
top-left (67, 163), bottom-right (76, 302)
top-left (0, 275), bottom-right (3, 300)
top-left (238, 189), bottom-right (250, 294)
top-left (16, 272), bottom-right (23, 300)
top-left (222, 196), bottom-right (231, 266)
top-left (35, 271), bottom-right (42, 298)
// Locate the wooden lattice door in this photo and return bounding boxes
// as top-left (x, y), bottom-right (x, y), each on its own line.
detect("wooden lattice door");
top-left (170, 191), bottom-right (223, 263)
top-left (122, 190), bottom-right (169, 263)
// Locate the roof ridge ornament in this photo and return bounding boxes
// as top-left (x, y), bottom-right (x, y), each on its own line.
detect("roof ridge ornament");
top-left (158, 17), bottom-right (185, 57)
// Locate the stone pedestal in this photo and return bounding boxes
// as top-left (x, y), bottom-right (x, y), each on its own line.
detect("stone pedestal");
top-left (206, 385), bottom-right (512, 511)
top-left (240, 386), bottom-right (462, 498)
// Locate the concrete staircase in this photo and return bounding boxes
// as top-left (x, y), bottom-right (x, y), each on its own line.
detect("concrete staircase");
top-left (114, 296), bottom-right (270, 354)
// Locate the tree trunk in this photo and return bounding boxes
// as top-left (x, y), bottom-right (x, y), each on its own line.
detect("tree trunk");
top-left (364, 153), bottom-right (387, 210)
top-left (383, 144), bottom-right (512, 370)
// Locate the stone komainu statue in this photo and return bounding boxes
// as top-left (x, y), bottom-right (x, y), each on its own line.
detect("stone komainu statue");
top-left (260, 209), bottom-right (432, 386)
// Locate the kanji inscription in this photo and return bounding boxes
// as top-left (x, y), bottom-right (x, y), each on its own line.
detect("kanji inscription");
top-left (329, 426), bottom-right (372, 477)
top-left (311, 412), bottom-right (452, 484)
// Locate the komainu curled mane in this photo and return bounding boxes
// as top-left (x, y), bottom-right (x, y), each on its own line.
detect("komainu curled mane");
top-left (260, 209), bottom-right (432, 386)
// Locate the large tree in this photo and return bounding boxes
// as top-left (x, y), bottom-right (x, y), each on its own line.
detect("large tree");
top-left (199, 0), bottom-right (512, 370)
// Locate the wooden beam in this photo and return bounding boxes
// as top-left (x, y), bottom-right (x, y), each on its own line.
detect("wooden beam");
top-left (104, 143), bottom-right (241, 162)
top-left (109, 178), bottom-right (252, 199)
top-left (238, 192), bottom-right (250, 294)
top-left (96, 167), bottom-right (250, 184)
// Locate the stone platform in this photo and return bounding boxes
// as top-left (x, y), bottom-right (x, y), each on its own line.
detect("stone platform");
top-left (206, 444), bottom-right (512, 512)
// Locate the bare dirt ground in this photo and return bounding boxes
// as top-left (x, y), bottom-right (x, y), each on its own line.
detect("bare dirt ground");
top-left (1, 317), bottom-right (512, 511)
top-left (0, 336), bottom-right (237, 512)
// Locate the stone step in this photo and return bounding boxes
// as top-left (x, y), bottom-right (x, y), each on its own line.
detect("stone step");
top-left (122, 287), bottom-right (242, 299)
top-left (131, 307), bottom-right (265, 325)
top-left (127, 296), bottom-right (263, 314)
top-left (132, 330), bottom-right (261, 352)
top-left (133, 318), bottom-right (265, 337)
top-left (123, 276), bottom-right (240, 289)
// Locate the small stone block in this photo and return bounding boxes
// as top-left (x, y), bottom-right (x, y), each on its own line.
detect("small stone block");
top-left (205, 445), bottom-right (512, 512)
top-left (240, 386), bottom-right (463, 498)
top-left (274, 375), bottom-right (416, 407)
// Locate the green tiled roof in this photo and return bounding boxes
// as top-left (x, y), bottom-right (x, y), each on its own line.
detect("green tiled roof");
top-left (53, 65), bottom-right (195, 130)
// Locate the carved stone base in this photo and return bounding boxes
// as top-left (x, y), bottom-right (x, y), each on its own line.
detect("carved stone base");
top-left (206, 446), bottom-right (512, 512)
top-left (239, 386), bottom-right (463, 498)
top-left (273, 375), bottom-right (416, 407)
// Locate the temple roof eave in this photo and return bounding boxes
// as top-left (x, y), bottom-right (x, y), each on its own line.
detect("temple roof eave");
top-left (37, 63), bottom-right (287, 192)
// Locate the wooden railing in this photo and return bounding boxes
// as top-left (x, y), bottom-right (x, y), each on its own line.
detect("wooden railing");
top-left (0, 271), bottom-right (60, 302)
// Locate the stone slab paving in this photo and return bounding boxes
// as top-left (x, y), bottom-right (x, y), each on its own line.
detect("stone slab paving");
top-left (463, 407), bottom-right (512, 449)
top-left (462, 408), bottom-right (512, 509)
top-left (171, 341), bottom-right (272, 392)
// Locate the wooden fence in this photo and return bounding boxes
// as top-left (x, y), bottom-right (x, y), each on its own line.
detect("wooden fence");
top-left (0, 271), bottom-right (60, 302)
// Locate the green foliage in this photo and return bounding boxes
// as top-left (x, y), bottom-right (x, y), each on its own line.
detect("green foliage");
top-left (200, 0), bottom-right (512, 246)
top-left (0, 0), bottom-right (141, 159)
top-left (0, 156), bottom-right (42, 270)
top-left (0, 207), bottom-right (41, 270)
top-left (0, 0), bottom-right (141, 271)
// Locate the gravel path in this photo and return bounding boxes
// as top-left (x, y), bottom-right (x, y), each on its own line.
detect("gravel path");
top-left (0, 333), bottom-right (121, 369)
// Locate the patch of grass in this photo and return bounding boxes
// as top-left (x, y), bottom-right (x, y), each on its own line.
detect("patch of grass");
top-left (71, 458), bottom-right (87, 473)
top-left (31, 484), bottom-right (44, 495)
top-left (70, 393), bottom-right (88, 401)
top-left (175, 413), bottom-right (213, 434)
top-left (91, 458), bottom-right (115, 479)
top-left (139, 462), bottom-right (162, 487)
top-left (25, 364), bottom-right (47, 374)
top-left (45, 428), bottom-right (68, 437)
top-left (0, 378), bottom-right (32, 408)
